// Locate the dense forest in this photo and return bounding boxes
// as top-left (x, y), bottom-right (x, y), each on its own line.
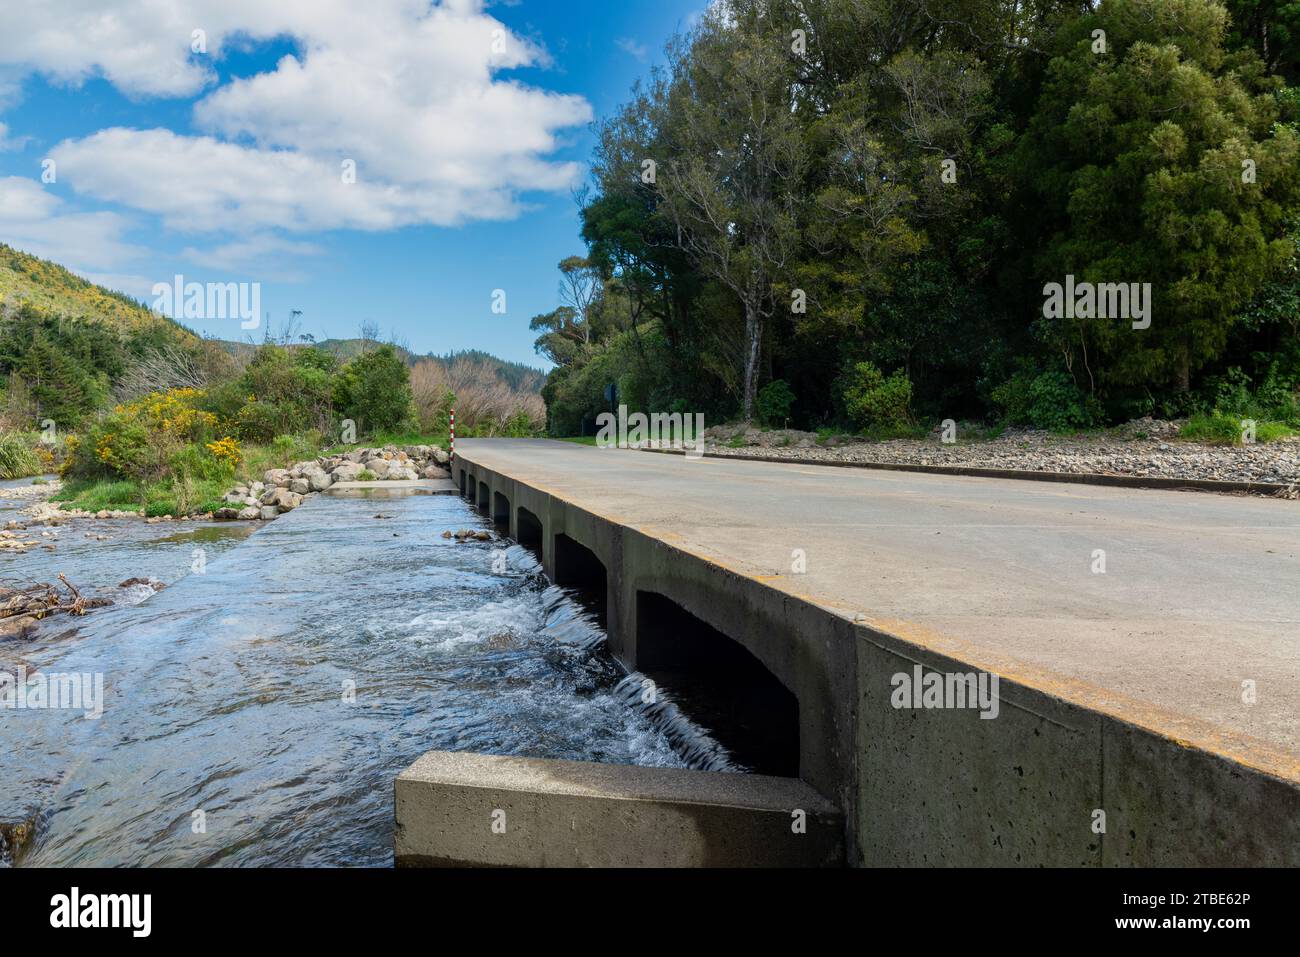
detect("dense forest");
top-left (536, 0), bottom-right (1300, 438)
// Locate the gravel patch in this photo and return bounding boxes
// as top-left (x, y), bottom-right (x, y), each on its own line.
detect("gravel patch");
top-left (695, 424), bottom-right (1300, 488)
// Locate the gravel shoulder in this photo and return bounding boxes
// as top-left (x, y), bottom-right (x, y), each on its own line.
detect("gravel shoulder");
top-left (696, 424), bottom-right (1300, 488)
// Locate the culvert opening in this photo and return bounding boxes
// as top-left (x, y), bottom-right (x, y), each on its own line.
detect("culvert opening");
top-left (636, 591), bottom-right (800, 778)
top-left (516, 506), bottom-right (543, 557)
top-left (492, 491), bottom-right (511, 532)
top-left (458, 471), bottom-right (467, 495)
top-left (554, 533), bottom-right (607, 628)
top-left (477, 481), bottom-right (490, 514)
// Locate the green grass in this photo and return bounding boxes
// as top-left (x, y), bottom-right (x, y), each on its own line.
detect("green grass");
top-left (856, 423), bottom-right (929, 441)
top-left (242, 433), bottom-right (326, 478)
top-left (1178, 413), bottom-right (1297, 445)
top-left (558, 436), bottom-right (599, 445)
top-left (0, 433), bottom-right (44, 479)
top-left (54, 479), bottom-right (145, 513)
top-left (54, 474), bottom-right (234, 516)
top-left (369, 430), bottom-right (446, 447)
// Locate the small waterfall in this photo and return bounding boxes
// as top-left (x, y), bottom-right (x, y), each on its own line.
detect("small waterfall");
top-left (613, 674), bottom-right (743, 773)
top-left (532, 567), bottom-right (741, 774)
top-left (537, 584), bottom-right (607, 650)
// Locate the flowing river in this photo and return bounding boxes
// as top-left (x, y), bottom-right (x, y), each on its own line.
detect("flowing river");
top-left (0, 481), bottom-right (731, 866)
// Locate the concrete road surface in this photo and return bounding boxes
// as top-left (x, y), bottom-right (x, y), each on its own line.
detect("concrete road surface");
top-left (458, 438), bottom-right (1300, 778)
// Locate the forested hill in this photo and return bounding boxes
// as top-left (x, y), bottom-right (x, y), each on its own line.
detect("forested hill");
top-left (313, 340), bottom-right (544, 392)
top-left (0, 243), bottom-right (189, 337)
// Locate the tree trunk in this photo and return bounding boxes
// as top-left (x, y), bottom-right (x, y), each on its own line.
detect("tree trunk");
top-left (742, 300), bottom-right (762, 421)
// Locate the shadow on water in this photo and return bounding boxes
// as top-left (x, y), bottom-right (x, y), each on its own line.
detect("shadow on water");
top-left (0, 490), bottom-right (735, 867)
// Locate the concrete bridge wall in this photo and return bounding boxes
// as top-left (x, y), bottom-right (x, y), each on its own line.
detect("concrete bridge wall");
top-left (451, 456), bottom-right (1300, 866)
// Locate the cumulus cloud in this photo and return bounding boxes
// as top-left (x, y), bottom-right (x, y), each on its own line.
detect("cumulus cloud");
top-left (1, 0), bottom-right (591, 267)
top-left (0, 176), bottom-right (143, 272)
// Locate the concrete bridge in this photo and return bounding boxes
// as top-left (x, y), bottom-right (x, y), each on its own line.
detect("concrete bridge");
top-left (397, 438), bottom-right (1300, 867)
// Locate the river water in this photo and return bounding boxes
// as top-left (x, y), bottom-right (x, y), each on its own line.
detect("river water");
top-left (0, 481), bottom-right (730, 866)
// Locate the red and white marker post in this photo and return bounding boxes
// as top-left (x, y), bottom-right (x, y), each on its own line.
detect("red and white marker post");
top-left (449, 408), bottom-right (455, 465)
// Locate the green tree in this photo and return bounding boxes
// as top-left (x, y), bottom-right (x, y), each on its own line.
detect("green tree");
top-left (1020, 0), bottom-right (1300, 393)
top-left (658, 5), bottom-right (808, 420)
top-left (334, 344), bottom-right (412, 435)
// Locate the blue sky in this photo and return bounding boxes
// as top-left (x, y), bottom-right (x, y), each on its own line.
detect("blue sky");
top-left (0, 0), bottom-right (703, 367)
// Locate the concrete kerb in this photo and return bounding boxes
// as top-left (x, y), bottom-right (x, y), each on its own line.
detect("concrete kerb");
top-left (639, 446), bottom-right (1299, 498)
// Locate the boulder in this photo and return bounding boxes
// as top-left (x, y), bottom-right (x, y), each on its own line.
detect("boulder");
top-left (305, 469), bottom-right (332, 492)
top-left (364, 458), bottom-right (391, 479)
top-left (237, 506), bottom-right (261, 520)
top-left (259, 506), bottom-right (280, 521)
top-left (289, 478), bottom-right (311, 495)
top-left (433, 449), bottom-right (450, 465)
top-left (214, 507), bottom-right (240, 520)
top-left (264, 468), bottom-right (290, 486)
top-left (274, 490), bottom-right (304, 512)
top-left (331, 462), bottom-right (363, 482)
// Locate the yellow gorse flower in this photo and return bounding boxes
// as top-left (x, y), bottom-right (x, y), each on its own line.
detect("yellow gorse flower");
top-left (205, 436), bottom-right (242, 466)
top-left (114, 388), bottom-right (217, 440)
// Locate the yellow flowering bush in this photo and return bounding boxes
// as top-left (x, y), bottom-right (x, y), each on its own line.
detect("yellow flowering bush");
top-left (205, 436), bottom-right (242, 467)
top-left (66, 388), bottom-right (225, 483)
top-left (114, 388), bottom-right (218, 440)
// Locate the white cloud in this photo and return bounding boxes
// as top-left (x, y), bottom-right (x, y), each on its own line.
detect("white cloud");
top-left (3, 0), bottom-right (591, 247)
top-left (0, 121), bottom-right (30, 151)
top-left (616, 38), bottom-right (649, 61)
top-left (181, 234), bottom-right (323, 279)
top-left (0, 176), bottom-right (143, 271)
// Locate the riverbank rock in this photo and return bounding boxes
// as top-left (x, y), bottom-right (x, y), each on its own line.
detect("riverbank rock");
top-left (331, 462), bottom-right (364, 482)
top-left (209, 443), bottom-right (449, 522)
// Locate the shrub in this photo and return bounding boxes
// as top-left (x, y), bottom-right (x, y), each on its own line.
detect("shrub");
top-left (757, 379), bottom-right (796, 428)
top-left (414, 356), bottom-right (543, 437)
top-left (0, 433), bottom-right (42, 479)
top-left (842, 362), bottom-right (913, 431)
top-left (202, 345), bottom-right (336, 441)
top-left (64, 387), bottom-right (220, 483)
top-left (992, 370), bottom-right (1102, 432)
top-left (334, 344), bottom-right (413, 435)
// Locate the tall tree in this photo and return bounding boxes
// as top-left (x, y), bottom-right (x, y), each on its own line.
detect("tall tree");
top-left (1019, 0), bottom-right (1300, 393)
top-left (658, 3), bottom-right (809, 420)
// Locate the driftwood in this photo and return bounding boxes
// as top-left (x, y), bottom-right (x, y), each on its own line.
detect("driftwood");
top-left (0, 574), bottom-right (112, 623)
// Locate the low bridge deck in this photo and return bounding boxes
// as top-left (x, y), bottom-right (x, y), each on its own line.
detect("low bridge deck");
top-left (432, 438), bottom-right (1300, 866)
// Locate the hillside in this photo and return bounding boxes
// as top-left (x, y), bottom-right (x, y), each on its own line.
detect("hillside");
top-left (313, 340), bottom-right (545, 393)
top-left (0, 243), bottom-right (190, 337)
